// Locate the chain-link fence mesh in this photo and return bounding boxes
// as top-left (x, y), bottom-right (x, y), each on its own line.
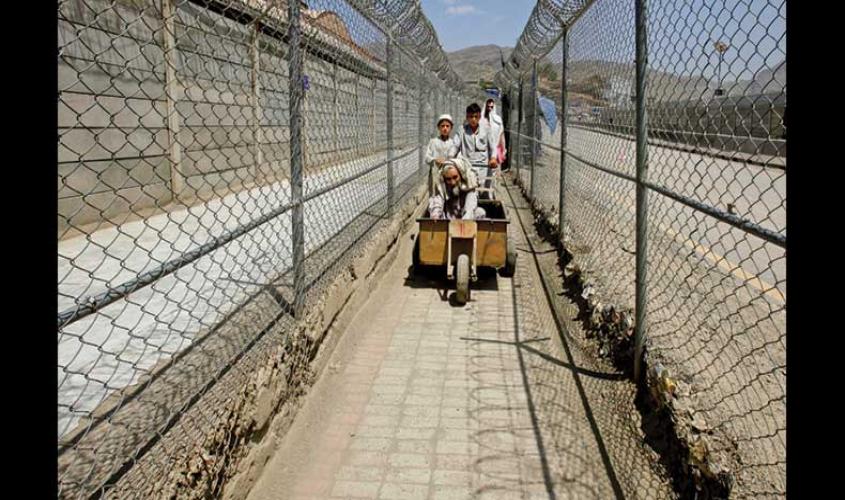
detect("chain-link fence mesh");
top-left (57, 0), bottom-right (473, 497)
top-left (497, 0), bottom-right (785, 497)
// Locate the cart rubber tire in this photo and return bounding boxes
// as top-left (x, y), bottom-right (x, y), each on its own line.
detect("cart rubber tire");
top-left (412, 236), bottom-right (421, 273)
top-left (501, 239), bottom-right (517, 277)
top-left (455, 254), bottom-right (470, 305)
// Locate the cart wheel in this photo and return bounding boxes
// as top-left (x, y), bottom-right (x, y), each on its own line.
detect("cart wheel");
top-left (500, 239), bottom-right (517, 277)
top-left (455, 254), bottom-right (470, 304)
top-left (411, 236), bottom-right (421, 273)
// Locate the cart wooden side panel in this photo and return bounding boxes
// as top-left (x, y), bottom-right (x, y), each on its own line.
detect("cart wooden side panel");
top-left (418, 219), bottom-right (448, 265)
top-left (417, 218), bottom-right (508, 268)
top-left (476, 221), bottom-right (508, 268)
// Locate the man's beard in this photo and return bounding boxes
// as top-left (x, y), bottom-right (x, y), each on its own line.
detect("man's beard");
top-left (450, 185), bottom-right (460, 197)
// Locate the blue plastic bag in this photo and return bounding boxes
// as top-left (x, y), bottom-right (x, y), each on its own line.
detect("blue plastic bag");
top-left (537, 95), bottom-right (557, 135)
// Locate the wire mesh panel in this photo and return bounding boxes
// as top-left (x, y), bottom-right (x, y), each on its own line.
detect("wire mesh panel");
top-left (57, 0), bottom-right (470, 497)
top-left (561, 0), bottom-right (638, 311)
top-left (644, 0), bottom-right (786, 496)
top-left (496, 0), bottom-right (786, 497)
top-left (502, 0), bottom-right (638, 309)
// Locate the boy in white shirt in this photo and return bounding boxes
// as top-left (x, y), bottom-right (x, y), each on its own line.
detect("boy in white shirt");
top-left (424, 114), bottom-right (458, 194)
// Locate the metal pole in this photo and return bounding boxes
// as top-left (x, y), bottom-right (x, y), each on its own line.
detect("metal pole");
top-left (162, 0), bottom-right (185, 199)
top-left (332, 60), bottom-right (339, 163)
top-left (633, 0), bottom-right (649, 381)
top-left (418, 67), bottom-right (425, 181)
top-left (386, 40), bottom-right (394, 215)
top-left (250, 23), bottom-right (262, 182)
top-left (516, 79), bottom-right (523, 176)
top-left (354, 72), bottom-right (360, 153)
top-left (530, 59), bottom-right (538, 198)
top-left (716, 52), bottom-right (722, 96)
top-left (559, 28), bottom-right (569, 241)
top-left (508, 84), bottom-right (515, 171)
top-left (456, 92), bottom-right (461, 120)
top-left (288, 0), bottom-right (305, 317)
top-left (438, 86), bottom-right (443, 118)
top-left (370, 76), bottom-right (376, 154)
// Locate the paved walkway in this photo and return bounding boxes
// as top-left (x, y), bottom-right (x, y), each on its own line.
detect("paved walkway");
top-left (248, 182), bottom-right (673, 500)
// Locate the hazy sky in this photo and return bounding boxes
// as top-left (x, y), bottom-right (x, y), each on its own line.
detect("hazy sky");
top-left (419, 0), bottom-right (534, 51)
top-left (420, 0), bottom-right (784, 80)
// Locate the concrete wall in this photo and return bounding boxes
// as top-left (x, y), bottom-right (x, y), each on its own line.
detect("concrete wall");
top-left (593, 95), bottom-right (787, 157)
top-left (58, 0), bottom-right (173, 235)
top-left (58, 0), bottom-right (414, 237)
top-left (175, 1), bottom-right (258, 200)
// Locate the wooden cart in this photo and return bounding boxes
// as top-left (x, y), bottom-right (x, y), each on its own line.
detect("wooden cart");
top-left (413, 199), bottom-right (517, 305)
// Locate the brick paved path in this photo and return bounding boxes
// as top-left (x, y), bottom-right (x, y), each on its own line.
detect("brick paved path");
top-left (248, 182), bottom-right (673, 500)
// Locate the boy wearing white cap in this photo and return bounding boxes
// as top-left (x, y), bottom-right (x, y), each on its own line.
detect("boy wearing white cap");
top-left (424, 114), bottom-right (458, 193)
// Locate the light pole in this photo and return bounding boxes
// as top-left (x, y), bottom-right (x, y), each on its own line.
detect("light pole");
top-left (714, 40), bottom-right (729, 96)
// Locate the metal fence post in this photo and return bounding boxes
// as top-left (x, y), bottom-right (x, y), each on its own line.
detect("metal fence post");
top-left (418, 66), bottom-right (425, 180)
top-left (634, 0), bottom-right (650, 381)
top-left (250, 22), bottom-right (262, 182)
top-left (437, 86), bottom-right (442, 118)
top-left (558, 28), bottom-right (568, 240)
top-left (386, 39), bottom-right (394, 215)
top-left (354, 72), bottom-right (360, 153)
top-left (530, 59), bottom-right (538, 198)
top-left (370, 76), bottom-right (376, 154)
top-left (162, 0), bottom-right (184, 199)
top-left (516, 79), bottom-right (523, 176)
top-left (332, 59), bottom-right (339, 163)
top-left (288, 0), bottom-right (305, 316)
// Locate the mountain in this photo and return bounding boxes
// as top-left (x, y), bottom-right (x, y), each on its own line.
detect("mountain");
top-left (729, 59), bottom-right (786, 96)
top-left (447, 45), bottom-right (513, 84)
top-left (447, 44), bottom-right (785, 105)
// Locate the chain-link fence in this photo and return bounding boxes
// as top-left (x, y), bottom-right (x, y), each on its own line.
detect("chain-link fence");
top-left (57, 0), bottom-right (474, 497)
top-left (497, 0), bottom-right (785, 497)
